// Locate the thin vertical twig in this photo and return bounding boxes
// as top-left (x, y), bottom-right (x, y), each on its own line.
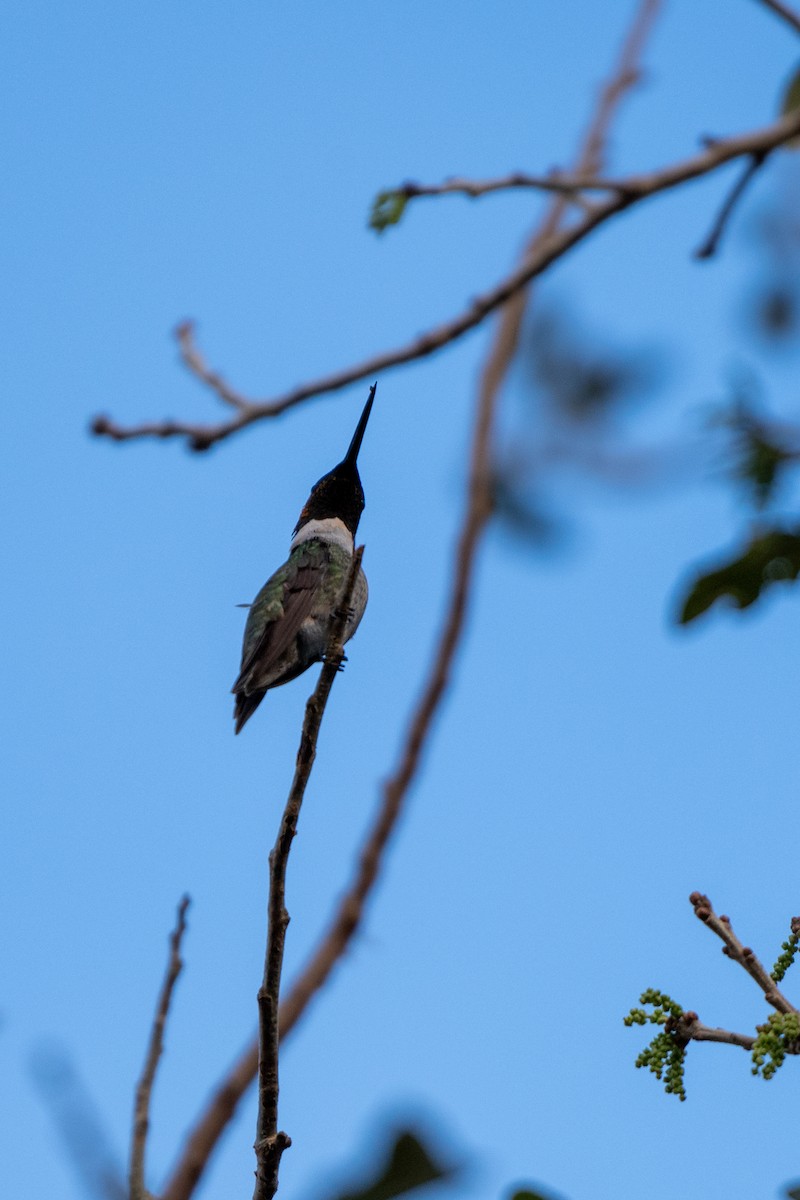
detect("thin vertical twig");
top-left (251, 549), bottom-right (365, 1200)
top-left (130, 896), bottom-right (190, 1200)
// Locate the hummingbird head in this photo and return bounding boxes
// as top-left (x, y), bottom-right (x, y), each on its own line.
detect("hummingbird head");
top-left (293, 383), bottom-right (376, 539)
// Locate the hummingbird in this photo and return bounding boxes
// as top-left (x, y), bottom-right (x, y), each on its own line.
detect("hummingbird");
top-left (232, 383), bottom-right (376, 733)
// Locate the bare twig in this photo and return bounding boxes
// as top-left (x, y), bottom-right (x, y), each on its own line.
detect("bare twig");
top-left (580, 0), bottom-right (662, 171)
top-left (130, 896), bottom-right (190, 1200)
top-left (91, 105), bottom-right (800, 452)
top-left (175, 321), bottom-right (250, 410)
top-left (677, 1016), bottom-right (756, 1051)
top-left (656, 1008), bottom-right (757, 1052)
top-left (157, 9), bottom-right (660, 1200)
top-left (251, 549), bottom-right (365, 1200)
top-left (381, 171), bottom-right (620, 203)
top-left (754, 0), bottom-right (800, 36)
top-left (694, 151), bottom-right (768, 258)
top-left (690, 892), bottom-right (798, 1015)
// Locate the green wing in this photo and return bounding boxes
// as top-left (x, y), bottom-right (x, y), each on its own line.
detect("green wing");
top-left (233, 541), bottom-right (330, 692)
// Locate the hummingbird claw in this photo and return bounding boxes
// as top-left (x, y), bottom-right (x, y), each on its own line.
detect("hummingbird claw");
top-left (322, 651), bottom-right (348, 672)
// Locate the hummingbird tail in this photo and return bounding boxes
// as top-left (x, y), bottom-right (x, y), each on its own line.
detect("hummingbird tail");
top-left (233, 689), bottom-right (266, 734)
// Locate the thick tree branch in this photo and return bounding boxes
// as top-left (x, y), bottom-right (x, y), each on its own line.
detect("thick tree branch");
top-left (130, 897), bottom-right (190, 1200)
top-left (91, 105), bottom-right (800, 453)
top-left (156, 7), bottom-right (660, 1199)
top-left (690, 892), bottom-right (798, 1015)
top-left (251, 549), bottom-right (365, 1200)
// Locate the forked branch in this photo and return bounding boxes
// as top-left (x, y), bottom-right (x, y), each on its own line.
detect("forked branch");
top-left (625, 895), bottom-right (800, 1100)
top-left (92, 107), bottom-right (800, 453)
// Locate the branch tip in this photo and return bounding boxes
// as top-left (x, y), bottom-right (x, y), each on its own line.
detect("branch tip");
top-left (129, 896), bottom-right (191, 1200)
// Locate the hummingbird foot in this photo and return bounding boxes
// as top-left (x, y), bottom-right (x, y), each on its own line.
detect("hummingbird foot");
top-left (322, 651), bottom-right (348, 672)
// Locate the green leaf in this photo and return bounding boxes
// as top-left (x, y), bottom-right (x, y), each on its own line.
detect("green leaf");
top-left (711, 397), bottom-right (794, 508)
top-left (781, 64), bottom-right (800, 149)
top-left (369, 190), bottom-right (409, 233)
top-left (328, 1129), bottom-right (456, 1200)
top-left (509, 1190), bottom-right (554, 1200)
top-left (677, 528), bottom-right (800, 625)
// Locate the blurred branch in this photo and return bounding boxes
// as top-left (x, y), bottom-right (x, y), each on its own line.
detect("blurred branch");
top-left (694, 151), bottom-right (768, 258)
top-left (251, 548), bottom-right (365, 1200)
top-left (157, 6), bottom-right (660, 1198)
top-left (30, 1046), bottom-right (127, 1200)
top-left (130, 896), bottom-right (190, 1200)
top-left (754, 0), bottom-right (800, 36)
top-left (689, 891), bottom-right (798, 1014)
top-left (175, 321), bottom-right (250, 410)
top-left (91, 104), bottom-right (800, 452)
top-left (374, 169), bottom-right (614, 213)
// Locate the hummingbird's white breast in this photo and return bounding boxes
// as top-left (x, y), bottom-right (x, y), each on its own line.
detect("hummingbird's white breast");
top-left (290, 516), bottom-right (354, 554)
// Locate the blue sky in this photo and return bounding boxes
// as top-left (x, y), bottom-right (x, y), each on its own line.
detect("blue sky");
top-left (3, 2), bottom-right (800, 1198)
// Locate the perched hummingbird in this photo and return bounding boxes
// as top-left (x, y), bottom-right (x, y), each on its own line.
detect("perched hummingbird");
top-left (232, 383), bottom-right (376, 733)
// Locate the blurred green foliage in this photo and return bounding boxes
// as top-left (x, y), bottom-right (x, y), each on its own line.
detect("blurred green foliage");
top-left (677, 526), bottom-right (800, 623)
top-left (781, 62), bottom-right (800, 149)
top-left (713, 398), bottom-right (797, 508)
top-left (317, 1123), bottom-right (559, 1200)
top-left (324, 1129), bottom-right (455, 1200)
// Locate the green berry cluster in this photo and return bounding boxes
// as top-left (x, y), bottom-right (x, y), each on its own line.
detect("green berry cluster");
top-left (623, 989), bottom-right (687, 1101)
top-left (751, 1011), bottom-right (800, 1079)
top-left (771, 920), bottom-right (800, 983)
